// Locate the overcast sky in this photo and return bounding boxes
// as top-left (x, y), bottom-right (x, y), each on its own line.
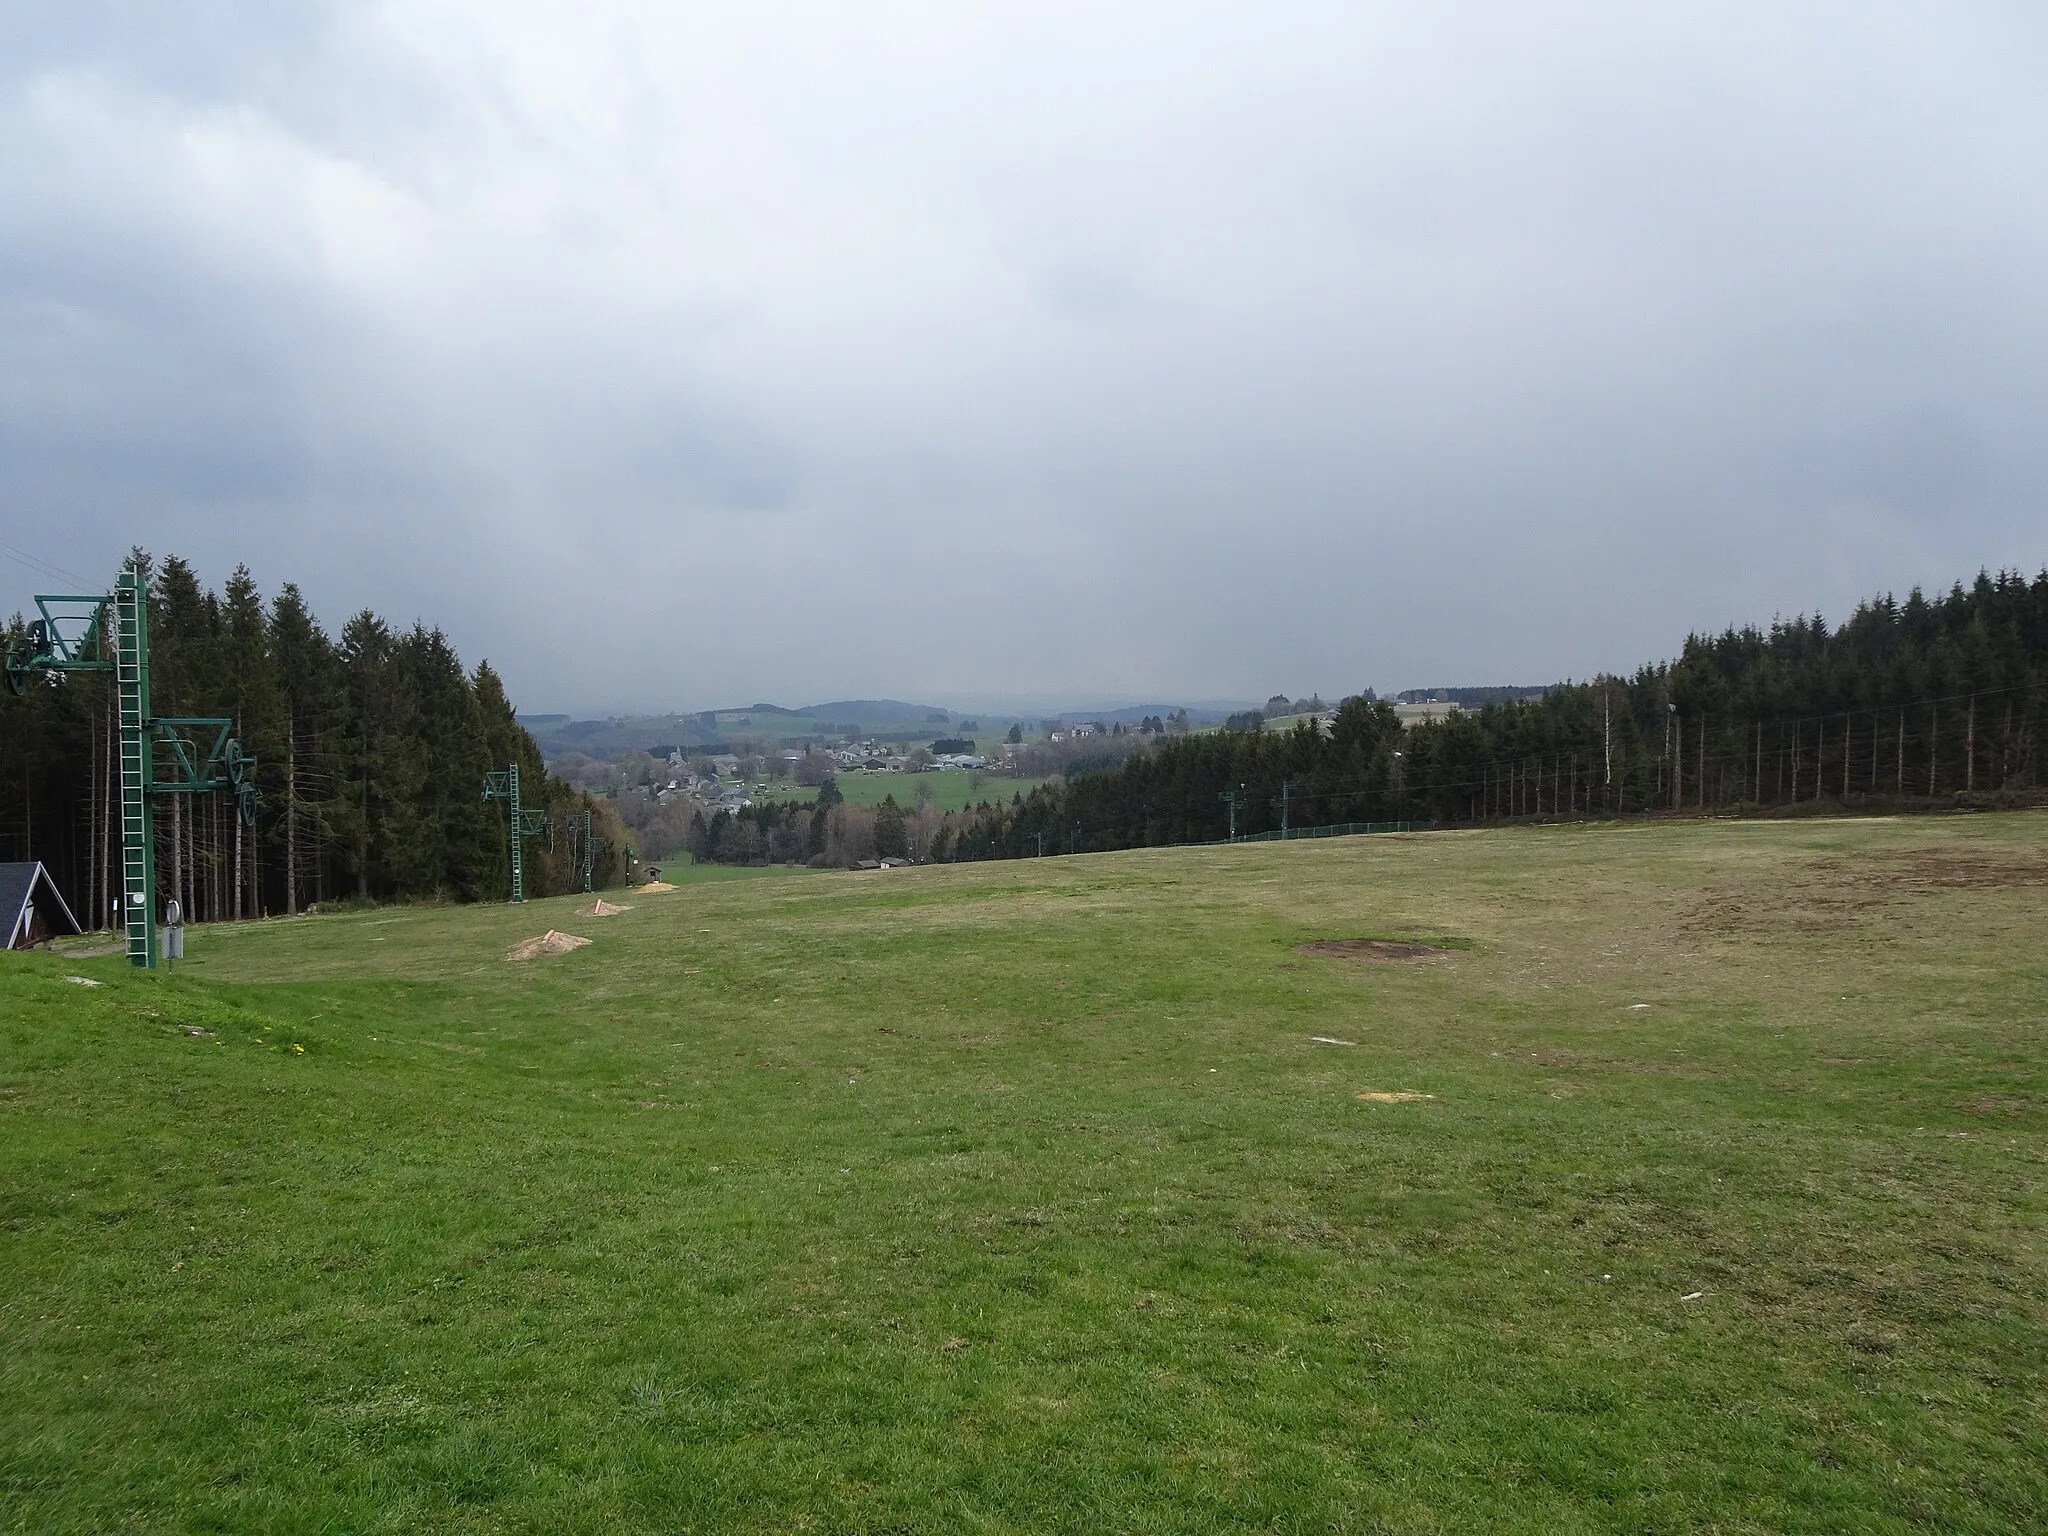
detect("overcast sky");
top-left (4, 3), bottom-right (2046, 714)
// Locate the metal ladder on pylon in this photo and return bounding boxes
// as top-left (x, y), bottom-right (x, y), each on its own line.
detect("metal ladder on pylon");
top-left (506, 765), bottom-right (524, 903)
top-left (483, 764), bottom-right (547, 903)
top-left (114, 570), bottom-right (157, 968)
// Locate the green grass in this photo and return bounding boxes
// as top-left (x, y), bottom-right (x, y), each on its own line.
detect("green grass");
top-left (3, 813), bottom-right (2045, 1532)
top-left (620, 861), bottom-right (808, 886)
top-left (756, 772), bottom-right (1050, 814)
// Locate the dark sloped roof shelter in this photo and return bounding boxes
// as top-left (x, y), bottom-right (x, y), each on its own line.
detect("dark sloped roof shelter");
top-left (1, 862), bottom-right (81, 950)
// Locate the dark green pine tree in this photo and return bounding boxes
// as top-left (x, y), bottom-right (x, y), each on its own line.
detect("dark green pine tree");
top-left (267, 583), bottom-right (343, 913)
top-left (218, 565), bottom-right (284, 920)
top-left (874, 794), bottom-right (909, 860)
top-left (337, 611), bottom-right (396, 899)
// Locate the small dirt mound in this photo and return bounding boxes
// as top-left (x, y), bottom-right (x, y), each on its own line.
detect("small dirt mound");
top-left (579, 900), bottom-right (633, 917)
top-left (636, 881), bottom-right (678, 894)
top-left (1296, 939), bottom-right (1447, 963)
top-left (506, 930), bottom-right (592, 961)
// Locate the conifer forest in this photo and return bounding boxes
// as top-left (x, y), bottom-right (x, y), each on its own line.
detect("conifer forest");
top-left (942, 570), bottom-right (2048, 858)
top-left (0, 554), bottom-right (623, 927)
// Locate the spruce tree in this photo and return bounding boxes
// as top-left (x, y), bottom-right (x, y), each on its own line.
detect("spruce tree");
top-left (874, 795), bottom-right (909, 860)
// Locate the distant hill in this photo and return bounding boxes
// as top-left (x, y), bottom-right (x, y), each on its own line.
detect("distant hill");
top-left (526, 696), bottom-right (1270, 762)
top-left (1054, 703), bottom-right (1253, 726)
top-left (525, 698), bottom-right (973, 761)
top-left (802, 699), bottom-right (957, 729)
top-left (523, 714), bottom-right (707, 759)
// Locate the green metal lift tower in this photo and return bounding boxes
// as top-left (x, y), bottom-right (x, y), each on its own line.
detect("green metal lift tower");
top-left (572, 808), bottom-right (595, 894)
top-left (482, 764), bottom-right (549, 902)
top-left (5, 562), bottom-right (259, 968)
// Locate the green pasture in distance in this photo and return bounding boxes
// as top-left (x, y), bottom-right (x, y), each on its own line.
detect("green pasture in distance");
top-left (3, 814), bottom-right (2045, 1532)
top-left (755, 772), bottom-right (1052, 815)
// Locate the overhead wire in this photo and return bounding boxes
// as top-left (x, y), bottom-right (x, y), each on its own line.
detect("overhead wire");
top-left (0, 539), bottom-right (99, 589)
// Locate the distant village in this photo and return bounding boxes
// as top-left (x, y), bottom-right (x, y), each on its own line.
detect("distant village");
top-left (534, 689), bottom-right (1527, 861)
top-left (657, 738), bottom-right (993, 813)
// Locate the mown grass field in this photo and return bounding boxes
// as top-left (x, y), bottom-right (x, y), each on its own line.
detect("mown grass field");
top-left (3, 813), bottom-right (2044, 1533)
top-left (616, 861), bottom-right (809, 889)
top-left (756, 772), bottom-right (1051, 815)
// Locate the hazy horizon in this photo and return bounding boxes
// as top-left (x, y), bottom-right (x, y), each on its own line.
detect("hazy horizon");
top-left (513, 687), bottom-right (1565, 725)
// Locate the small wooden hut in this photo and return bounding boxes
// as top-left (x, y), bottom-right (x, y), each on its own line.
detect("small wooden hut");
top-left (0, 862), bottom-right (82, 950)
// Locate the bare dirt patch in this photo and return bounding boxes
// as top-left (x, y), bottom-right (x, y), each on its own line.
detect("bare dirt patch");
top-left (1356, 1090), bottom-right (1434, 1103)
top-left (1960, 1096), bottom-right (2031, 1118)
top-left (1684, 846), bottom-right (2048, 937)
top-left (636, 882), bottom-right (678, 894)
top-left (1296, 940), bottom-right (1447, 963)
top-left (1867, 849), bottom-right (2048, 890)
top-left (506, 931), bottom-right (592, 961)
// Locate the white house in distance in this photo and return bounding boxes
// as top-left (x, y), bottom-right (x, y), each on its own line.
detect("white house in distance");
top-left (1, 862), bottom-right (82, 950)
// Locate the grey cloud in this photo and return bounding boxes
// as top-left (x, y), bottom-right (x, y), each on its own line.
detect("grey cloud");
top-left (4, 3), bottom-right (2047, 713)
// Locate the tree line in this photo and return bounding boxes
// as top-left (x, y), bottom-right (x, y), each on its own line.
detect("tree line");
top-left (680, 779), bottom-right (980, 868)
top-left (682, 567), bottom-right (2048, 867)
top-left (1, 553), bottom-right (627, 926)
